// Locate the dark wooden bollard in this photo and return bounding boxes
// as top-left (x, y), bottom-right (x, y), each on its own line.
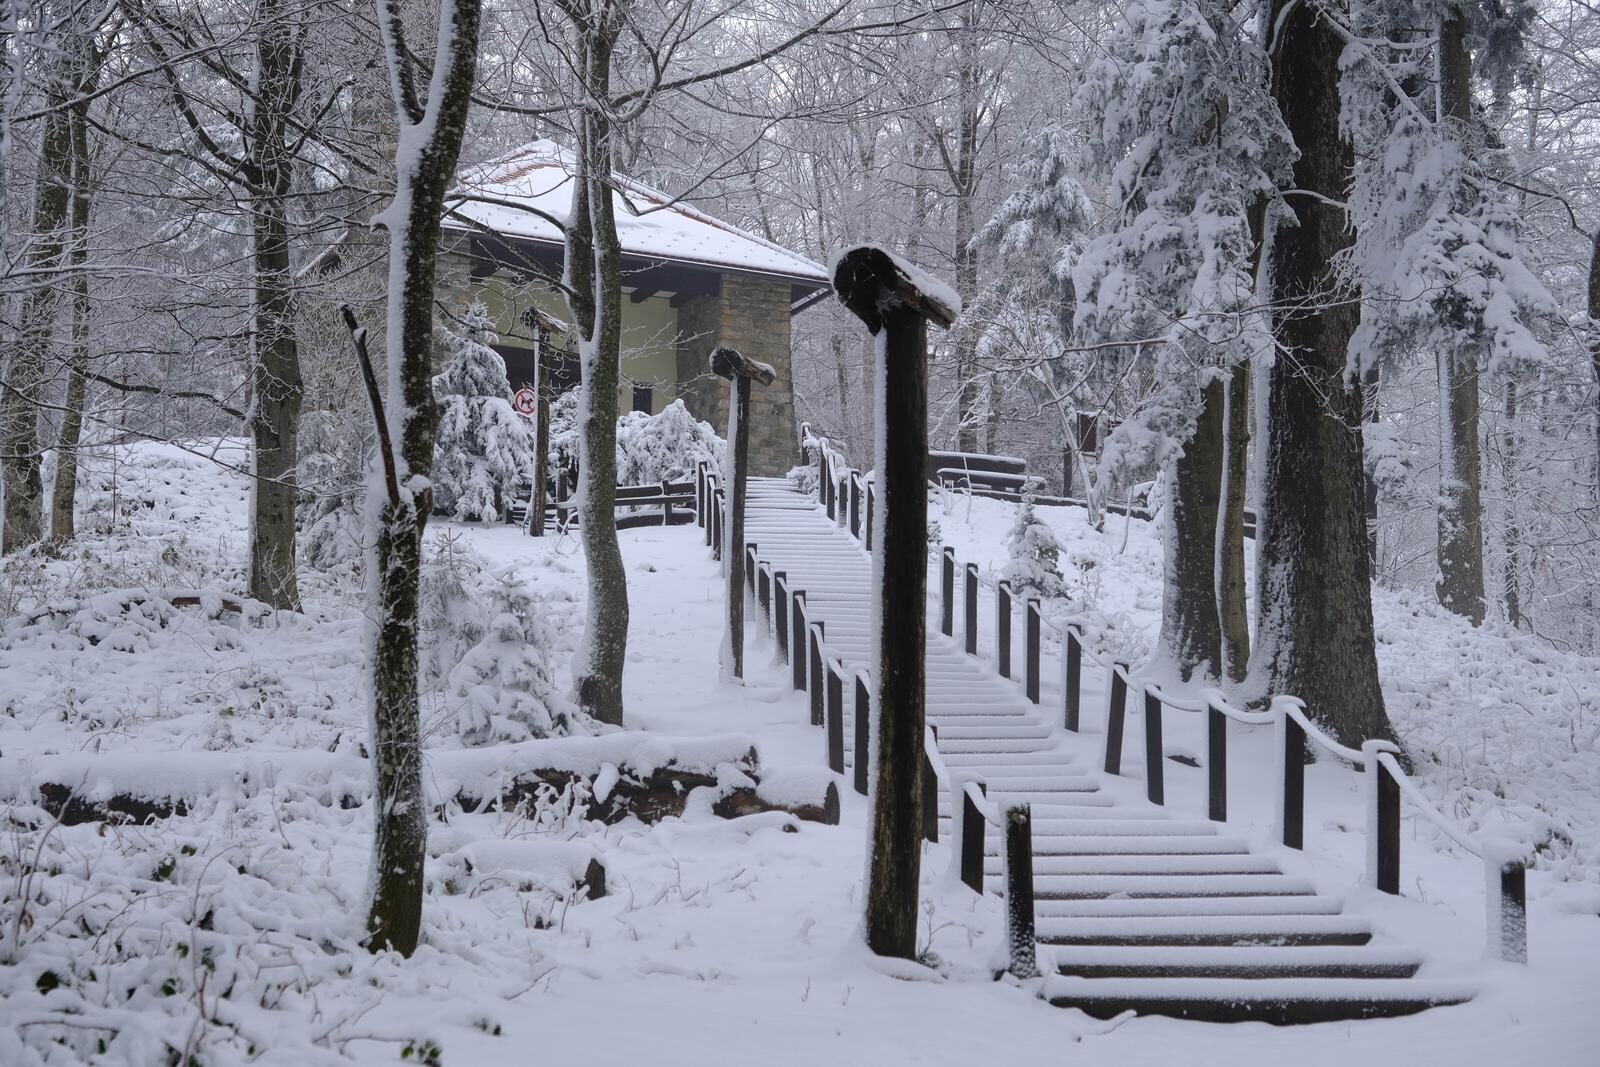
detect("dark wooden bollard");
top-left (711, 346), bottom-right (775, 681)
top-left (1494, 862), bottom-right (1528, 963)
top-left (1003, 802), bottom-right (1039, 979)
top-left (661, 478), bottom-right (674, 526)
top-left (1374, 755), bottom-right (1401, 893)
top-left (791, 594), bottom-right (808, 691)
top-left (865, 483), bottom-right (875, 552)
top-left (853, 672), bottom-right (870, 796)
top-left (744, 544), bottom-right (758, 598)
top-left (695, 461), bottom-right (706, 528)
top-left (1064, 623), bottom-right (1083, 732)
top-left (825, 458), bottom-right (837, 520)
top-left (996, 580), bottom-right (1012, 679)
top-left (922, 725), bottom-right (939, 844)
top-left (757, 564), bottom-right (772, 636)
top-left (1207, 700), bottom-right (1227, 822)
top-left (773, 571), bottom-right (790, 663)
top-left (836, 476), bottom-right (847, 527)
top-left (711, 487), bottom-right (724, 561)
top-left (960, 781), bottom-right (988, 894)
top-left (1104, 663), bottom-right (1129, 776)
top-left (1144, 687), bottom-right (1165, 806)
top-left (941, 547), bottom-right (955, 637)
top-left (834, 244), bottom-right (957, 961)
top-left (964, 563), bottom-right (979, 656)
top-left (1025, 599), bottom-right (1041, 704)
top-left (848, 473), bottom-right (862, 540)
top-left (808, 622), bottom-right (826, 726)
top-left (1281, 710), bottom-right (1307, 850)
top-left (826, 663), bottom-right (845, 774)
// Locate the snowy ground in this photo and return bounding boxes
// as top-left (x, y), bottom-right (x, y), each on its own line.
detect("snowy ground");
top-left (0, 444), bottom-right (1596, 1065)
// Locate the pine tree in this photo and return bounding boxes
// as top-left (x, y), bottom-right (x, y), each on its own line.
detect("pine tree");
top-left (433, 303), bottom-right (535, 523)
top-left (1002, 496), bottom-right (1067, 601)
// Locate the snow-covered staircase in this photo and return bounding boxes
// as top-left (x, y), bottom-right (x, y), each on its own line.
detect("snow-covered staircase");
top-left (737, 475), bottom-right (1475, 1025)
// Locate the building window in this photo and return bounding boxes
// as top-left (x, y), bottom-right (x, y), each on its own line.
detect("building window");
top-left (632, 385), bottom-right (653, 414)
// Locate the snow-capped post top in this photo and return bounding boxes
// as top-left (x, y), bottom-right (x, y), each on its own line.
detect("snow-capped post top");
top-left (709, 345), bottom-right (776, 385)
top-left (831, 244), bottom-right (959, 334)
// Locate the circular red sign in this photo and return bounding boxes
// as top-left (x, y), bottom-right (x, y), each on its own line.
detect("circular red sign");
top-left (513, 388), bottom-right (537, 415)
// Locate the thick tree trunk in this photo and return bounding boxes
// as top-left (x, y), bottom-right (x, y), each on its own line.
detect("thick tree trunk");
top-left (248, 0), bottom-right (304, 610)
top-left (1251, 0), bottom-right (1395, 747)
top-left (364, 0), bottom-right (482, 957)
top-left (2, 88), bottom-right (73, 554)
top-left (1217, 363), bottom-right (1251, 681)
top-left (1588, 230), bottom-right (1600, 494)
top-left (49, 86), bottom-right (94, 546)
top-left (565, 6), bottom-right (629, 726)
top-left (1434, 8), bottom-right (1485, 625)
top-left (1160, 374), bottom-right (1224, 680)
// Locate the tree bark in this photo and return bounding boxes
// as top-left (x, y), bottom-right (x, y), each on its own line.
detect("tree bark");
top-left (563, 0), bottom-right (629, 726)
top-left (363, 0), bottom-right (482, 957)
top-left (247, 0), bottom-right (305, 611)
top-left (1160, 375), bottom-right (1224, 680)
top-left (49, 72), bottom-right (95, 546)
top-left (1217, 363), bottom-right (1251, 681)
top-left (1251, 0), bottom-right (1396, 747)
top-left (1588, 229), bottom-right (1600, 496)
top-left (1433, 8), bottom-right (1485, 625)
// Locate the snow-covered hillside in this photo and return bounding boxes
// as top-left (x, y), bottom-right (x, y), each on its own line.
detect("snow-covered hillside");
top-left (0, 444), bottom-right (1595, 1065)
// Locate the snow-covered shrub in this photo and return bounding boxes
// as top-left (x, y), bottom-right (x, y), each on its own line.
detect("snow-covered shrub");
top-left (419, 534), bottom-right (578, 745)
top-left (787, 463), bottom-right (818, 498)
top-left (433, 303), bottom-right (536, 522)
top-left (546, 393), bottom-right (722, 488)
top-left (297, 407), bottom-right (371, 571)
top-left (1002, 496), bottom-right (1066, 600)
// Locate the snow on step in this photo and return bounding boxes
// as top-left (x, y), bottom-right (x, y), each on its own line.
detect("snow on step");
top-left (1041, 976), bottom-right (1476, 1024)
top-left (1011, 873), bottom-right (1319, 900)
top-left (985, 853), bottom-right (1283, 878)
top-left (1033, 895), bottom-right (1347, 919)
top-left (1051, 944), bottom-right (1424, 980)
top-left (1005, 834), bottom-right (1253, 857)
top-left (1037, 914), bottom-right (1375, 947)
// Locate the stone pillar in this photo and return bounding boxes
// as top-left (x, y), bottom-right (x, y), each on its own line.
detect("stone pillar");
top-left (675, 275), bottom-right (799, 476)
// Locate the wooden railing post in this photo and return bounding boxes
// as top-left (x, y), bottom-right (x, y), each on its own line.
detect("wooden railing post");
top-left (825, 459), bottom-right (837, 520)
top-left (1279, 709), bottom-right (1306, 850)
top-left (1144, 686), bottom-right (1165, 806)
top-left (773, 571), bottom-right (789, 663)
top-left (1367, 745), bottom-right (1401, 894)
top-left (996, 581), bottom-right (1012, 679)
top-left (836, 476), bottom-right (847, 527)
top-left (1025, 600), bottom-right (1041, 704)
top-left (940, 547), bottom-right (955, 637)
top-left (808, 622), bottom-right (826, 726)
top-left (1207, 699), bottom-right (1227, 822)
top-left (791, 593), bottom-right (808, 691)
top-left (695, 461), bottom-right (706, 527)
top-left (826, 663), bottom-right (845, 774)
top-left (864, 482), bottom-right (874, 552)
top-left (757, 563), bottom-right (772, 636)
top-left (711, 487), bottom-right (724, 562)
top-left (1491, 861), bottom-right (1528, 963)
top-left (1103, 664), bottom-right (1129, 776)
top-left (1003, 802), bottom-right (1039, 979)
top-left (853, 672), bottom-right (870, 796)
top-left (701, 469), bottom-right (713, 546)
top-left (849, 473), bottom-right (862, 540)
top-left (960, 782), bottom-right (987, 894)
top-left (1064, 624), bottom-right (1082, 732)
top-left (661, 477), bottom-right (673, 526)
top-left (964, 563), bottom-right (979, 656)
top-left (922, 724), bottom-right (939, 843)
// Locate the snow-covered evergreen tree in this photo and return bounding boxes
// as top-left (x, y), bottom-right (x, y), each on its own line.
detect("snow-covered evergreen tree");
top-left (1002, 496), bottom-right (1067, 600)
top-left (432, 302), bottom-right (536, 522)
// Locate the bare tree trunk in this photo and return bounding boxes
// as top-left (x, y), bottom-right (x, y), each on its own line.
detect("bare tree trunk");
top-left (1589, 229), bottom-right (1600, 495)
top-left (1433, 8), bottom-right (1485, 625)
top-left (248, 0), bottom-right (304, 610)
top-left (1160, 374), bottom-right (1224, 680)
top-left (49, 72), bottom-right (94, 546)
top-left (1251, 0), bottom-right (1396, 747)
top-left (563, 0), bottom-right (629, 725)
top-left (363, 0), bottom-right (482, 957)
top-left (1217, 363), bottom-right (1251, 681)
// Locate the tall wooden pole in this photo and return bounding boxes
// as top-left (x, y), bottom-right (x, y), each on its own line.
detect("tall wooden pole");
top-left (528, 315), bottom-right (552, 537)
top-left (833, 246), bottom-right (957, 960)
top-left (711, 346), bottom-right (775, 680)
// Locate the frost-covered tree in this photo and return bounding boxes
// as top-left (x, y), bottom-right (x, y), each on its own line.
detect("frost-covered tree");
top-left (433, 303), bottom-right (535, 522)
top-left (1001, 495), bottom-right (1066, 600)
top-left (1071, 0), bottom-right (1288, 682)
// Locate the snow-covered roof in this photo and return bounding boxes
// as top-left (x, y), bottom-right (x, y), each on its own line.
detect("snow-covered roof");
top-left (447, 140), bottom-right (829, 288)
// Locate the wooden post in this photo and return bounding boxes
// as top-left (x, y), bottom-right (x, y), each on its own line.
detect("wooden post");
top-left (528, 315), bottom-right (552, 537)
top-left (853, 672), bottom-right (870, 796)
top-left (711, 487), bottom-right (723, 562)
top-left (774, 571), bottom-right (790, 663)
top-left (808, 622), bottom-right (826, 726)
top-left (922, 724), bottom-right (939, 843)
top-left (757, 563), bottom-right (772, 636)
top-left (865, 482), bottom-right (874, 552)
top-left (1003, 802), bottom-right (1039, 979)
top-left (695, 461), bottom-right (706, 528)
top-left (827, 662), bottom-right (844, 774)
top-left (941, 547), bottom-right (955, 637)
top-left (660, 477), bottom-right (673, 526)
top-left (834, 245), bottom-right (956, 961)
top-left (1144, 686), bottom-right (1165, 806)
top-left (1103, 663), bottom-right (1129, 776)
top-left (1492, 861), bottom-right (1528, 963)
top-left (1207, 700), bottom-right (1227, 822)
top-left (825, 456), bottom-right (837, 520)
top-left (996, 580), bottom-right (1012, 679)
top-left (1025, 599), bottom-right (1041, 704)
top-left (1373, 755), bottom-right (1401, 894)
top-left (849, 473), bottom-right (862, 540)
top-left (744, 544), bottom-right (758, 599)
top-left (960, 781), bottom-right (987, 894)
top-left (701, 467), bottom-right (712, 545)
top-left (1061, 446), bottom-right (1073, 497)
top-left (1281, 711), bottom-right (1307, 850)
top-left (964, 562), bottom-right (979, 656)
top-left (791, 593), bottom-right (808, 691)
top-left (1064, 624), bottom-right (1082, 732)
top-left (836, 476), bottom-right (847, 527)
